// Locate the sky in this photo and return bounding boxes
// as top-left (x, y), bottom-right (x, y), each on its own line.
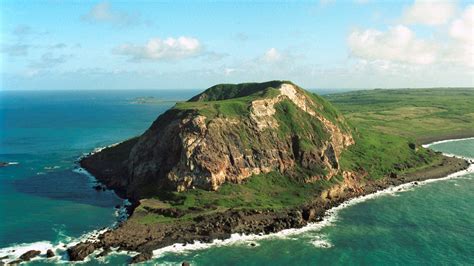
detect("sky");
top-left (0, 0), bottom-right (473, 90)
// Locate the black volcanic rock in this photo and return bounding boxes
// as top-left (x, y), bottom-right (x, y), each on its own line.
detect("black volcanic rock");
top-left (19, 250), bottom-right (40, 261)
top-left (46, 249), bottom-right (55, 258)
top-left (67, 242), bottom-right (96, 261)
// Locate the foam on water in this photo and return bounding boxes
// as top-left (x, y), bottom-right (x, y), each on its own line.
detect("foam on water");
top-left (422, 137), bottom-right (474, 148)
top-left (311, 235), bottom-right (333, 249)
top-left (72, 167), bottom-right (97, 184)
top-left (0, 225), bottom-right (113, 264)
top-left (89, 142), bottom-right (123, 156)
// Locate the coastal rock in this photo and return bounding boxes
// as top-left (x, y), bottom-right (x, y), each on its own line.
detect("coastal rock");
top-left (130, 252), bottom-right (152, 264)
top-left (302, 208), bottom-right (316, 221)
top-left (96, 247), bottom-right (111, 258)
top-left (67, 242), bottom-right (96, 261)
top-left (19, 250), bottom-right (40, 261)
top-left (46, 249), bottom-right (55, 258)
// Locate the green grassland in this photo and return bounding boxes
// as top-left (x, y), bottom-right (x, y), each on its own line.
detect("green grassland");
top-left (325, 88), bottom-right (474, 143)
top-left (130, 86), bottom-right (473, 225)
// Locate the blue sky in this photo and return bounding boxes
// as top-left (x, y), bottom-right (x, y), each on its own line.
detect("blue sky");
top-left (1, 0), bottom-right (473, 90)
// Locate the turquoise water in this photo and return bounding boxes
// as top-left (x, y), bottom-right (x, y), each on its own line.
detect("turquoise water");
top-left (1, 91), bottom-right (473, 265)
top-left (0, 90), bottom-right (195, 254)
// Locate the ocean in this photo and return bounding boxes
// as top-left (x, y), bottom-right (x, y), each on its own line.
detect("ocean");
top-left (0, 90), bottom-right (473, 265)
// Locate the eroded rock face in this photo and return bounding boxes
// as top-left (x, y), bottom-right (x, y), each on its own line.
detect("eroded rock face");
top-left (82, 81), bottom-right (354, 198)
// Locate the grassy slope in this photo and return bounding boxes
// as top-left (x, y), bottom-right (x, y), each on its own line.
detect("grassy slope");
top-left (134, 172), bottom-right (337, 224)
top-left (325, 88), bottom-right (474, 143)
top-left (174, 90), bottom-right (276, 118)
top-left (326, 88), bottom-right (474, 180)
top-left (131, 87), bottom-right (474, 225)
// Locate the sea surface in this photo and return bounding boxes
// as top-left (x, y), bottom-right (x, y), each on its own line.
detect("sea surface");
top-left (0, 90), bottom-right (473, 265)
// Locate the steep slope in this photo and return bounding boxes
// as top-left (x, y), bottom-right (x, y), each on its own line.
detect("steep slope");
top-left (81, 81), bottom-right (353, 199)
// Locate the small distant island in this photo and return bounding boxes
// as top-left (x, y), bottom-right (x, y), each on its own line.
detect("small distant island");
top-left (68, 81), bottom-right (472, 263)
top-left (130, 96), bottom-right (178, 105)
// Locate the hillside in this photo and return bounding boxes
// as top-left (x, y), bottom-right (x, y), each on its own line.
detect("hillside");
top-left (81, 81), bottom-right (354, 199)
top-left (69, 82), bottom-right (469, 263)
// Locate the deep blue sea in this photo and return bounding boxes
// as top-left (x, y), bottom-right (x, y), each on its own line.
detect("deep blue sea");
top-left (1, 90), bottom-right (473, 265)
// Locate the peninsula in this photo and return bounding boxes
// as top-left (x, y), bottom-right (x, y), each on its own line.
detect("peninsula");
top-left (68, 81), bottom-right (470, 263)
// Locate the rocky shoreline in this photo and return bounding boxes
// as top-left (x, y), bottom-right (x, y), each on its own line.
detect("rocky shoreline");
top-left (67, 155), bottom-right (470, 264)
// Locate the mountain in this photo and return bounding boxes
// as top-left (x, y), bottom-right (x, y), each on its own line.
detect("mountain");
top-left (69, 82), bottom-right (470, 263)
top-left (81, 81), bottom-right (354, 199)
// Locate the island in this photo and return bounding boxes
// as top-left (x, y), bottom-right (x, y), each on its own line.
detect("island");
top-left (68, 81), bottom-right (471, 263)
top-left (130, 96), bottom-right (178, 105)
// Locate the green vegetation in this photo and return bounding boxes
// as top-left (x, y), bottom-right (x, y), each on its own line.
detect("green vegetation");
top-left (323, 88), bottom-right (474, 180)
top-left (174, 95), bottom-right (252, 118)
top-left (306, 92), bottom-right (344, 126)
top-left (325, 88), bottom-right (474, 143)
top-left (188, 80), bottom-right (290, 101)
top-left (131, 85), bottom-right (473, 225)
top-left (326, 88), bottom-right (474, 179)
top-left (134, 171), bottom-right (336, 224)
top-left (274, 99), bottom-right (329, 148)
top-left (339, 128), bottom-right (440, 179)
top-left (174, 82), bottom-right (287, 119)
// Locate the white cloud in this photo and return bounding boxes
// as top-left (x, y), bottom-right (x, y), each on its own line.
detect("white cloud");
top-left (262, 48), bottom-right (283, 63)
top-left (447, 5), bottom-right (474, 67)
top-left (348, 25), bottom-right (438, 65)
top-left (402, 0), bottom-right (456, 25)
top-left (449, 5), bottom-right (474, 44)
top-left (347, 3), bottom-right (474, 86)
top-left (82, 1), bottom-right (140, 27)
top-left (114, 37), bottom-right (202, 61)
top-left (224, 68), bottom-right (236, 76)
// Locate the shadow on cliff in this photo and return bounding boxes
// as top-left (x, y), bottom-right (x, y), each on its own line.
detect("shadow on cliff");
top-left (11, 169), bottom-right (122, 208)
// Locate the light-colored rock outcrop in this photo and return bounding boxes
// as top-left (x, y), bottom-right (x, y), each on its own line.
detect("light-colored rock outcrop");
top-left (160, 82), bottom-right (354, 191)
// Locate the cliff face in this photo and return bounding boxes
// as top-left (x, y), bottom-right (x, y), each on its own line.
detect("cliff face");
top-left (81, 81), bottom-right (354, 199)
